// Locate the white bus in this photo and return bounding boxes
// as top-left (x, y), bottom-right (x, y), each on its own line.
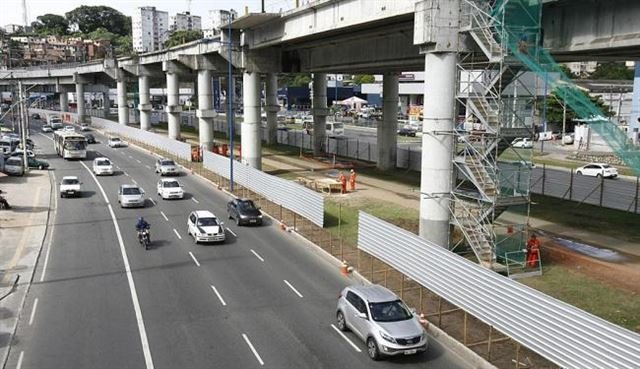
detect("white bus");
top-left (54, 131), bottom-right (87, 159)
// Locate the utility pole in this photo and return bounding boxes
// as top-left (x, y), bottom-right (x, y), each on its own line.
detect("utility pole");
top-left (18, 81), bottom-right (29, 173)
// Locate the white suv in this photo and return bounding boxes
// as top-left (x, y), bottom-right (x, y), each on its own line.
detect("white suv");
top-left (60, 176), bottom-right (82, 198)
top-left (155, 158), bottom-right (179, 176)
top-left (336, 284), bottom-right (427, 360)
top-left (92, 157), bottom-right (114, 176)
top-left (187, 210), bottom-right (225, 243)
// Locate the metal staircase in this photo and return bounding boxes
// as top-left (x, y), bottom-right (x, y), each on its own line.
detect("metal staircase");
top-left (451, 0), bottom-right (534, 268)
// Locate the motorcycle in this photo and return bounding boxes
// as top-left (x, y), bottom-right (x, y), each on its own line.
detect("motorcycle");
top-left (137, 228), bottom-right (151, 250)
top-left (0, 190), bottom-right (11, 210)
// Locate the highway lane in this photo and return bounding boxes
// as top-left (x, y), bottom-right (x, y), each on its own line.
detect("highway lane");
top-left (5, 133), bottom-right (146, 369)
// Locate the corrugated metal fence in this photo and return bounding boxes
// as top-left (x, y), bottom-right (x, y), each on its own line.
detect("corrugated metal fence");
top-left (358, 211), bottom-right (640, 369)
top-left (203, 151), bottom-right (324, 227)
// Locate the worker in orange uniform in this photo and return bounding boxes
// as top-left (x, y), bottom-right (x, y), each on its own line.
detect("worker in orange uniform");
top-left (526, 234), bottom-right (541, 268)
top-left (349, 169), bottom-right (357, 191)
top-left (338, 171), bottom-right (347, 194)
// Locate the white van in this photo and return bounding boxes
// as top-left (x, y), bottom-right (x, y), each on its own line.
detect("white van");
top-left (0, 138), bottom-right (18, 155)
top-left (326, 121), bottom-right (344, 137)
top-left (48, 115), bottom-right (63, 130)
top-left (3, 156), bottom-right (24, 176)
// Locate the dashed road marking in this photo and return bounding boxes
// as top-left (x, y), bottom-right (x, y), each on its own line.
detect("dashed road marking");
top-left (227, 228), bottom-right (237, 237)
top-left (189, 252), bottom-right (200, 267)
top-left (29, 298), bottom-right (39, 326)
top-left (242, 334), bottom-right (264, 366)
top-left (173, 228), bottom-right (182, 240)
top-left (331, 324), bottom-right (362, 352)
top-left (191, 197), bottom-right (199, 204)
top-left (16, 351), bottom-right (24, 369)
top-left (160, 211), bottom-right (168, 221)
top-left (284, 280), bottom-right (303, 298)
top-left (211, 285), bottom-right (227, 306)
top-left (250, 249), bottom-right (264, 262)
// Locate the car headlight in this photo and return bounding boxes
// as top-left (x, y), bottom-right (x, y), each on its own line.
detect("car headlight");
top-left (380, 331), bottom-right (396, 344)
top-left (258, 214), bottom-right (263, 218)
top-left (240, 214), bottom-right (247, 218)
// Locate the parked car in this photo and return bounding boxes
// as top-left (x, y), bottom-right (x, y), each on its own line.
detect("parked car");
top-left (60, 176), bottom-right (82, 198)
top-left (26, 157), bottom-right (49, 170)
top-left (62, 125), bottom-right (75, 132)
top-left (92, 157), bottom-right (114, 176)
top-left (576, 163), bottom-right (618, 178)
top-left (562, 133), bottom-right (574, 145)
top-left (31, 113), bottom-right (41, 120)
top-left (157, 178), bottom-right (184, 200)
top-left (155, 158), bottom-right (179, 176)
top-left (80, 122), bottom-right (91, 131)
top-left (2, 156), bottom-right (24, 176)
top-left (397, 126), bottom-right (417, 137)
top-left (187, 210), bottom-right (226, 243)
top-left (41, 124), bottom-right (53, 133)
top-left (108, 137), bottom-right (125, 148)
top-left (511, 137), bottom-right (533, 149)
top-left (336, 284), bottom-right (428, 360)
top-left (117, 184), bottom-right (146, 208)
top-left (10, 149), bottom-right (35, 158)
top-left (84, 133), bottom-right (96, 144)
top-left (227, 198), bottom-right (263, 226)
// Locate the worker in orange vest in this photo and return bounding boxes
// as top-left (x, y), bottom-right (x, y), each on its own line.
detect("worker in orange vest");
top-left (338, 171), bottom-right (347, 194)
top-left (526, 234), bottom-right (541, 268)
top-left (349, 169), bottom-right (357, 191)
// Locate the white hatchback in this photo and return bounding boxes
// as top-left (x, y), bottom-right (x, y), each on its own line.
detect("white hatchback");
top-left (93, 157), bottom-right (114, 176)
top-left (108, 137), bottom-right (125, 148)
top-left (187, 210), bottom-right (225, 243)
top-left (576, 163), bottom-right (618, 178)
top-left (157, 178), bottom-right (184, 200)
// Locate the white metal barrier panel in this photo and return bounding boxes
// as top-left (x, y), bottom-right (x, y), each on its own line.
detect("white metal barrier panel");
top-left (204, 150), bottom-right (324, 227)
top-left (357, 211), bottom-right (640, 369)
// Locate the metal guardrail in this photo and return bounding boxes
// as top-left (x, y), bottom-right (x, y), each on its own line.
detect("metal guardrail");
top-left (203, 150), bottom-right (324, 227)
top-left (357, 211), bottom-right (640, 369)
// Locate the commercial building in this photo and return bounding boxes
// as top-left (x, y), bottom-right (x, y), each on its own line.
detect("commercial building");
top-left (203, 9), bottom-right (237, 39)
top-left (132, 6), bottom-right (169, 53)
top-left (170, 12), bottom-right (202, 33)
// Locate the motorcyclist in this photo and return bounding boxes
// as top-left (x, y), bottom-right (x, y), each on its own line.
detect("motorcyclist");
top-left (135, 216), bottom-right (150, 242)
top-left (0, 190), bottom-right (10, 210)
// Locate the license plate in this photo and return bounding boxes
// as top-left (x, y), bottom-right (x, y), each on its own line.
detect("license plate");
top-left (250, 219), bottom-right (257, 223)
top-left (404, 349), bottom-right (417, 355)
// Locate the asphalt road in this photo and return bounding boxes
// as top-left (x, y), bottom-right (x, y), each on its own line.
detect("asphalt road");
top-left (5, 123), bottom-right (473, 369)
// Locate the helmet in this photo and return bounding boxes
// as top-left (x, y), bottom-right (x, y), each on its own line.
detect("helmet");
top-left (138, 217), bottom-right (144, 222)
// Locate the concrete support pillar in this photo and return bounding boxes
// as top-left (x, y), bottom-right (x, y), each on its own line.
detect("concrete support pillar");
top-left (166, 72), bottom-right (181, 140)
top-left (102, 92), bottom-right (109, 109)
top-left (378, 73), bottom-right (399, 170)
top-left (312, 73), bottom-right (328, 156)
top-left (630, 60), bottom-right (640, 144)
top-left (419, 52), bottom-right (456, 247)
top-left (409, 94), bottom-right (418, 107)
top-left (265, 73), bottom-right (279, 145)
top-left (241, 71), bottom-right (261, 169)
top-left (59, 91), bottom-right (68, 112)
top-left (138, 75), bottom-right (151, 131)
top-left (117, 77), bottom-right (128, 125)
top-left (197, 69), bottom-right (214, 150)
top-left (76, 82), bottom-right (85, 123)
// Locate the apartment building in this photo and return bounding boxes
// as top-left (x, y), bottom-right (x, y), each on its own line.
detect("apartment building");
top-left (132, 6), bottom-right (169, 53)
top-left (203, 9), bottom-right (237, 39)
top-left (170, 11), bottom-right (202, 33)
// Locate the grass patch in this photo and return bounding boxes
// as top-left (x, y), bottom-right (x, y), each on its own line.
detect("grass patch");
top-left (530, 194), bottom-right (640, 244)
top-left (521, 264), bottom-right (640, 332)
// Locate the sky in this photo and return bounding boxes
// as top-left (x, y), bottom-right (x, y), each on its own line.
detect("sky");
top-left (0, 0), bottom-right (296, 26)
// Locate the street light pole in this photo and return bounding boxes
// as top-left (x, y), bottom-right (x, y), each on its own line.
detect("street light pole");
top-left (18, 81), bottom-right (28, 173)
top-left (228, 17), bottom-right (235, 192)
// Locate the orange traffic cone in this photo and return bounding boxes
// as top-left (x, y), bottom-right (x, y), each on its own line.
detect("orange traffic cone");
top-left (340, 261), bottom-right (349, 276)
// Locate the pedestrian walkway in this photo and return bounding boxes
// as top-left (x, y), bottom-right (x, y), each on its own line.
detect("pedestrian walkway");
top-left (0, 171), bottom-right (52, 366)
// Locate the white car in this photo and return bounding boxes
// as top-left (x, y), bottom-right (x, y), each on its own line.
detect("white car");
top-left (92, 157), bottom-right (114, 176)
top-left (11, 149), bottom-right (36, 158)
top-left (108, 137), bottom-right (125, 148)
top-left (80, 123), bottom-right (91, 131)
top-left (157, 178), bottom-right (184, 200)
top-left (41, 125), bottom-right (53, 133)
top-left (187, 210), bottom-right (226, 243)
top-left (511, 137), bottom-right (533, 149)
top-left (60, 176), bottom-right (82, 198)
top-left (155, 158), bottom-right (179, 176)
top-left (576, 163), bottom-right (618, 179)
top-left (62, 125), bottom-right (75, 132)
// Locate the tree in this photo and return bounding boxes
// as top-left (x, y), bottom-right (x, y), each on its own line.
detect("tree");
top-left (87, 27), bottom-right (117, 42)
top-left (352, 74), bottom-right (375, 85)
top-left (588, 62), bottom-right (634, 80)
top-left (31, 14), bottom-right (69, 36)
top-left (65, 6), bottom-right (131, 37)
top-left (114, 35), bottom-right (133, 56)
top-left (558, 64), bottom-right (578, 80)
top-left (539, 89), bottom-right (613, 124)
top-left (163, 30), bottom-right (203, 48)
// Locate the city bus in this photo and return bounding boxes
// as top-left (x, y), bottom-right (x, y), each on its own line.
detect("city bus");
top-left (54, 131), bottom-right (88, 159)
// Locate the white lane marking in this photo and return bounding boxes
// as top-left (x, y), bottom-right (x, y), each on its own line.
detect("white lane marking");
top-left (149, 198), bottom-right (156, 205)
top-left (40, 172), bottom-right (57, 282)
top-left (242, 334), bottom-right (264, 366)
top-left (16, 351), bottom-right (24, 369)
top-left (38, 132), bottom-right (53, 141)
top-left (173, 229), bottom-right (182, 240)
top-left (210, 285), bottom-right (227, 306)
top-left (227, 228), bottom-right (237, 237)
top-left (80, 161), bottom-right (155, 369)
top-left (330, 324), bottom-right (362, 352)
top-left (189, 252), bottom-right (200, 267)
top-left (283, 280), bottom-right (304, 298)
top-left (136, 159), bottom-right (142, 164)
top-left (29, 298), bottom-right (39, 326)
top-left (129, 155), bottom-right (134, 159)
top-left (250, 249), bottom-right (264, 262)
top-left (132, 179), bottom-right (138, 185)
top-left (191, 197), bottom-right (199, 204)
top-left (160, 211), bottom-right (168, 221)
top-left (124, 172), bottom-right (130, 177)
top-left (145, 165), bottom-right (152, 170)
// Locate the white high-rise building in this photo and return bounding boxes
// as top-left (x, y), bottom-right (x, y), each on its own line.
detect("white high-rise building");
top-left (170, 12), bottom-right (202, 33)
top-left (132, 6), bottom-right (169, 53)
top-left (204, 9), bottom-right (237, 39)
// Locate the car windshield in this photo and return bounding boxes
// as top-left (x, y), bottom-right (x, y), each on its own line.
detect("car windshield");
top-left (161, 160), bottom-right (175, 166)
top-left (62, 178), bottom-right (79, 185)
top-left (64, 140), bottom-right (87, 150)
top-left (238, 200), bottom-right (257, 211)
top-left (122, 187), bottom-right (141, 195)
top-left (369, 300), bottom-right (413, 322)
top-left (333, 123), bottom-right (344, 129)
top-left (110, 138), bottom-right (121, 142)
top-left (163, 181), bottom-right (179, 188)
top-left (96, 160), bottom-right (111, 166)
top-left (602, 164), bottom-right (612, 169)
top-left (197, 217), bottom-right (218, 226)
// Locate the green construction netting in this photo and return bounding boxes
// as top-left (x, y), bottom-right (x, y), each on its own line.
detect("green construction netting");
top-left (492, 0), bottom-right (640, 176)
